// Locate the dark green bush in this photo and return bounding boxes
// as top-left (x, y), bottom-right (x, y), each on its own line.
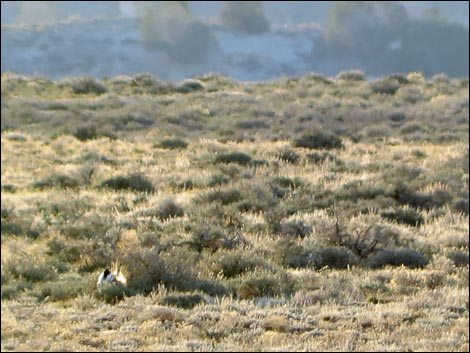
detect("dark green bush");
top-left (381, 209), bottom-right (424, 227)
top-left (207, 174), bottom-right (230, 187)
top-left (163, 293), bottom-right (206, 309)
top-left (157, 138), bottom-right (188, 149)
top-left (447, 251), bottom-right (469, 267)
top-left (279, 219), bottom-right (311, 238)
top-left (156, 198), bottom-right (184, 220)
top-left (190, 227), bottom-right (229, 253)
top-left (130, 73), bottom-right (175, 94)
top-left (71, 77), bottom-right (107, 95)
top-left (272, 176), bottom-right (302, 190)
top-left (95, 284), bottom-right (132, 304)
top-left (235, 120), bottom-right (269, 129)
top-left (205, 188), bottom-right (242, 205)
top-left (276, 148), bottom-right (300, 164)
top-left (73, 126), bottom-right (99, 141)
top-left (101, 173), bottom-right (154, 192)
top-left (453, 198), bottom-right (469, 214)
top-left (33, 174), bottom-right (80, 189)
top-left (294, 132), bottom-right (344, 150)
top-left (317, 248), bottom-right (358, 269)
top-left (193, 279), bottom-right (228, 296)
top-left (1, 222), bottom-right (23, 235)
top-left (365, 249), bottom-right (429, 269)
top-left (176, 79), bottom-right (205, 93)
top-left (235, 271), bottom-right (294, 299)
top-left (273, 241), bottom-right (314, 268)
top-left (306, 152), bottom-right (339, 164)
top-left (370, 78), bottom-right (400, 95)
top-left (35, 277), bottom-right (89, 302)
top-left (389, 112), bottom-right (407, 122)
top-left (336, 70), bottom-right (366, 81)
top-left (215, 152), bottom-right (252, 165)
top-left (336, 181), bottom-right (386, 202)
top-left (5, 256), bottom-right (58, 283)
top-left (210, 251), bottom-right (268, 278)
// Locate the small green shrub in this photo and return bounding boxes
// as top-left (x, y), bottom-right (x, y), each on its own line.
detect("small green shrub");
top-left (306, 152), bottom-right (339, 164)
top-left (71, 77), bottom-right (107, 95)
top-left (207, 174), bottom-right (230, 187)
top-left (130, 73), bottom-right (175, 94)
top-left (272, 176), bottom-right (302, 190)
top-left (336, 70), bottom-right (366, 81)
top-left (317, 248), bottom-right (358, 269)
top-left (273, 241), bottom-right (314, 268)
top-left (294, 132), bottom-right (344, 150)
top-left (209, 251), bottom-right (268, 278)
top-left (381, 209), bottom-right (424, 227)
top-left (156, 198), bottom-right (184, 220)
top-left (215, 152), bottom-right (252, 165)
top-left (276, 148), bottom-right (300, 164)
top-left (73, 126), bottom-right (99, 141)
top-left (279, 219), bottom-right (311, 238)
top-left (370, 78), bottom-right (400, 95)
top-left (336, 181), bottom-right (386, 202)
top-left (176, 79), bottom-right (205, 93)
top-left (235, 120), bottom-right (269, 129)
top-left (190, 227), bottom-right (229, 253)
top-left (5, 255), bottom-right (58, 283)
top-left (101, 173), bottom-right (154, 192)
top-left (162, 293), bottom-right (206, 309)
top-left (157, 138), bottom-right (188, 149)
top-left (1, 222), bottom-right (23, 235)
top-left (205, 188), bottom-right (242, 205)
top-left (235, 271), bottom-right (294, 299)
top-left (389, 112), bottom-right (407, 122)
top-left (95, 284), bottom-right (132, 304)
top-left (365, 249), bottom-right (429, 269)
top-left (33, 174), bottom-right (80, 189)
top-left (35, 277), bottom-right (89, 302)
top-left (447, 251), bottom-right (469, 267)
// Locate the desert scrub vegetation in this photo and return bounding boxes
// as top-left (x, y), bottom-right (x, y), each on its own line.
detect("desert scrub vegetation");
top-left (1, 71), bottom-right (468, 351)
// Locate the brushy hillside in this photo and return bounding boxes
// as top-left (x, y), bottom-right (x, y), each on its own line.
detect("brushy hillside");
top-left (1, 71), bottom-right (468, 351)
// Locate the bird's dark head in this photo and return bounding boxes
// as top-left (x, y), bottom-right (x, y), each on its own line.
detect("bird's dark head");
top-left (103, 269), bottom-right (110, 277)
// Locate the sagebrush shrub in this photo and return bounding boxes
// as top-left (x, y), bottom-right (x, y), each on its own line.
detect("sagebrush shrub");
top-left (33, 174), bottom-right (80, 189)
top-left (162, 293), bottom-right (206, 309)
top-left (209, 251), bottom-right (269, 278)
top-left (71, 77), bottom-right (107, 95)
top-left (276, 148), bottom-right (300, 164)
top-left (317, 248), bottom-right (358, 269)
top-left (205, 188), bottom-right (242, 205)
top-left (370, 78), bottom-right (400, 95)
top-left (294, 132), bottom-right (343, 150)
top-left (336, 70), bottom-right (366, 81)
top-left (365, 249), bottom-right (429, 269)
top-left (157, 138), bottom-right (188, 149)
top-left (381, 209), bottom-right (424, 227)
top-left (215, 152), bottom-right (252, 165)
top-left (156, 198), bottom-right (184, 220)
top-left (272, 241), bottom-right (315, 269)
top-left (5, 255), bottom-right (58, 283)
top-left (234, 271), bottom-right (294, 299)
top-left (101, 173), bottom-right (154, 192)
top-left (176, 79), bottom-right (205, 93)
